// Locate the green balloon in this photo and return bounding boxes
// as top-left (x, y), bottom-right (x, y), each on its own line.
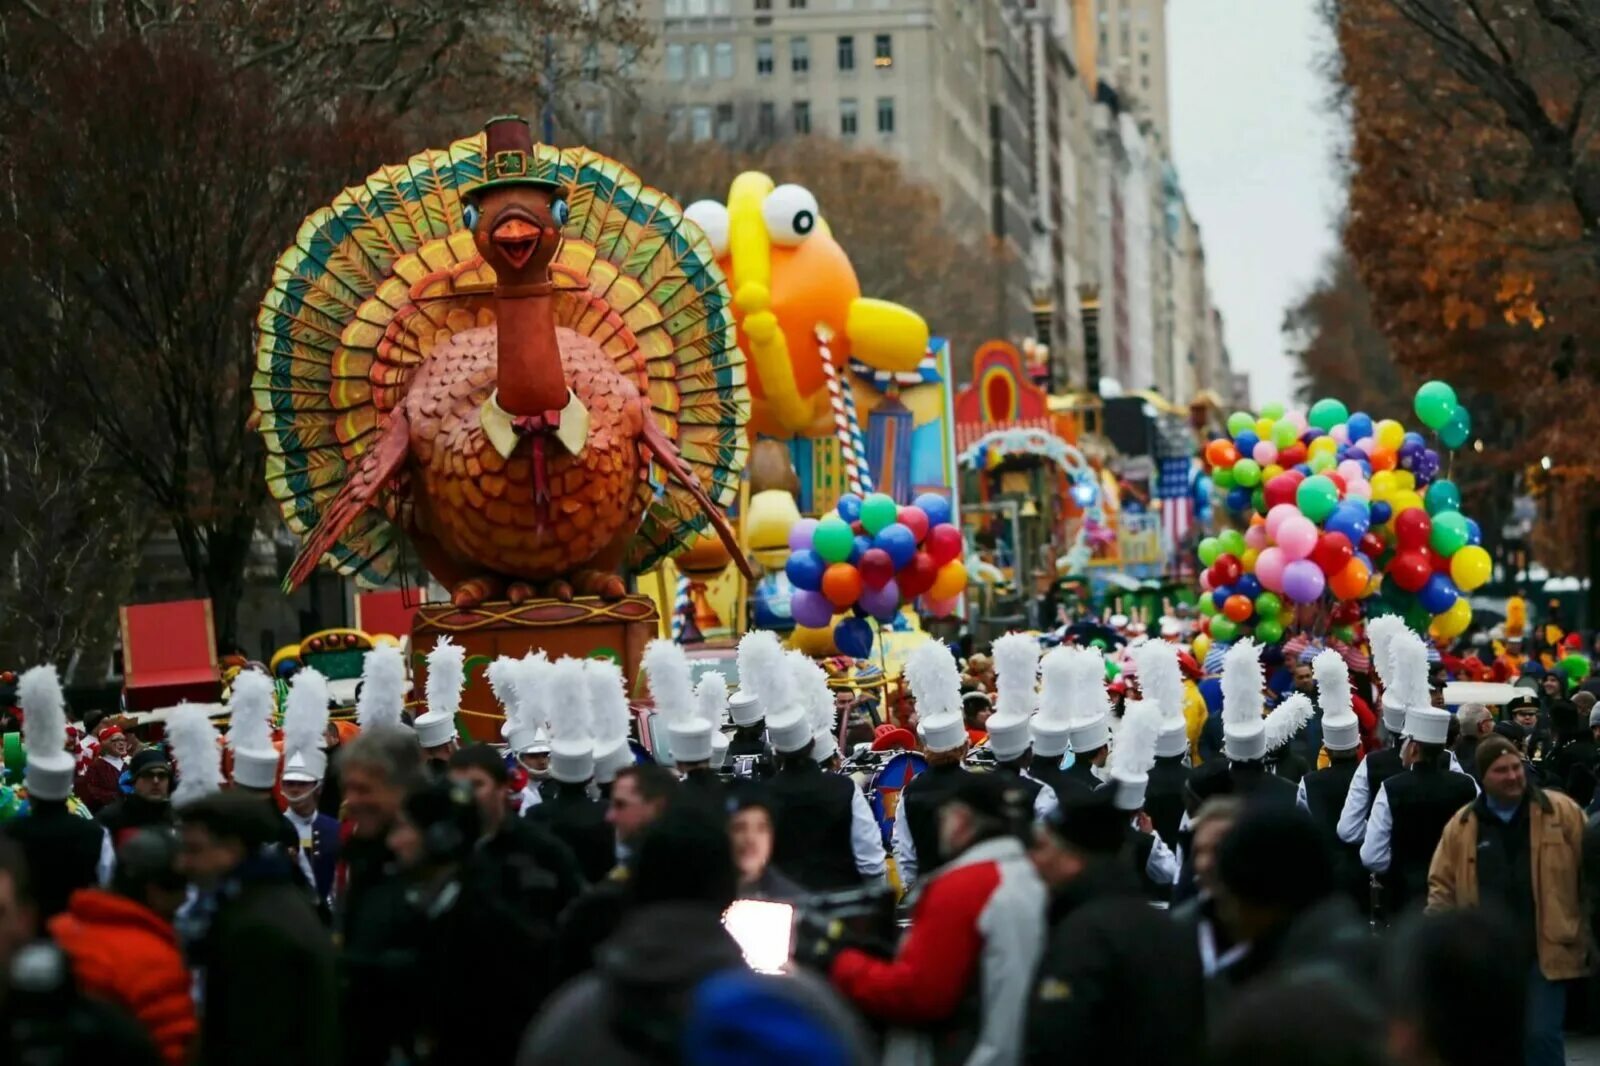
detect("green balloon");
top-left (1333, 624), bottom-right (1356, 643)
top-left (1562, 654), bottom-right (1590, 682)
top-left (1296, 475), bottom-right (1340, 522)
top-left (1414, 380), bottom-right (1458, 430)
top-left (1255, 618), bottom-right (1285, 644)
top-left (1198, 536), bottom-right (1221, 566)
top-left (1227, 411), bottom-right (1255, 436)
top-left (1438, 405), bottom-right (1472, 450)
top-left (859, 493), bottom-right (898, 535)
top-left (1198, 595), bottom-right (1218, 617)
top-left (1105, 659), bottom-right (1121, 681)
top-left (1429, 511), bottom-right (1469, 556)
top-left (1217, 529), bottom-right (1247, 557)
top-left (1091, 638), bottom-right (1108, 651)
top-left (1252, 488), bottom-right (1267, 516)
top-left (1260, 402), bottom-right (1286, 420)
top-left (1424, 480), bottom-right (1461, 515)
top-left (1210, 616), bottom-right (1239, 642)
top-left (1308, 398), bottom-right (1350, 431)
top-left (1308, 453), bottom-right (1336, 474)
top-left (1255, 591), bottom-right (1282, 619)
top-left (1233, 458), bottom-right (1262, 487)
top-left (813, 517), bottom-right (855, 562)
top-left (1271, 420), bottom-right (1300, 448)
top-left (1213, 467), bottom-right (1236, 490)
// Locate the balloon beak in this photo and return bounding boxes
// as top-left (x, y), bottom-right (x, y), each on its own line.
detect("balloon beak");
top-left (846, 298), bottom-right (930, 373)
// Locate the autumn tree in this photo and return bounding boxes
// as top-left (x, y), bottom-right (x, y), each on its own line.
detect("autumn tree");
top-left (1284, 249), bottom-right (1408, 421)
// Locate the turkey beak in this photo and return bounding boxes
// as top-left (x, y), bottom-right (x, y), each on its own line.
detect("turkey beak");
top-left (492, 215), bottom-right (542, 270)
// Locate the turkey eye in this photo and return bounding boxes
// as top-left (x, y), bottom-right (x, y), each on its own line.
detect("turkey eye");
top-left (761, 184), bottom-right (821, 246)
top-left (552, 199), bottom-right (570, 227)
top-left (792, 210), bottom-right (815, 235)
top-left (463, 203), bottom-right (480, 230)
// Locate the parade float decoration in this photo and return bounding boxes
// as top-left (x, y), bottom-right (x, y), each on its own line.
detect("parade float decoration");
top-left (253, 116), bottom-right (751, 732)
top-left (118, 599), bottom-right (221, 712)
top-left (1192, 382), bottom-right (1491, 648)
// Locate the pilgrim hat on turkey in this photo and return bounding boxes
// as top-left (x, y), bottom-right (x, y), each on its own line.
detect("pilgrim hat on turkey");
top-left (467, 116), bottom-right (564, 199)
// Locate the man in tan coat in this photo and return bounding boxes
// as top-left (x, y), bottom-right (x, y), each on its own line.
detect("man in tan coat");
top-left (1428, 734), bottom-right (1589, 1066)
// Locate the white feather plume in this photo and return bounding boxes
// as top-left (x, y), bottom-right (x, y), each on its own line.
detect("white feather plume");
top-left (737, 630), bottom-right (788, 718)
top-left (227, 669), bottom-right (276, 753)
top-left (1108, 698), bottom-right (1162, 780)
top-left (1389, 629), bottom-right (1431, 710)
top-left (905, 640), bottom-right (962, 721)
top-left (425, 636), bottom-right (466, 719)
top-left (788, 651), bottom-right (835, 737)
top-left (1313, 648), bottom-right (1356, 731)
top-left (1036, 647), bottom-right (1076, 729)
top-left (1367, 614), bottom-right (1408, 688)
top-left (508, 652), bottom-right (550, 734)
top-left (643, 639), bottom-right (696, 727)
top-left (19, 665), bottom-right (67, 762)
top-left (283, 666), bottom-right (330, 763)
top-left (545, 657), bottom-right (592, 744)
top-left (1265, 693), bottom-right (1316, 750)
top-left (1063, 645), bottom-right (1111, 728)
top-left (991, 632), bottom-right (1040, 721)
top-left (168, 704), bottom-right (223, 805)
top-left (695, 671), bottom-right (730, 729)
top-left (356, 644), bottom-right (407, 731)
top-left (585, 658), bottom-right (632, 746)
top-left (1130, 639), bottom-right (1185, 729)
top-left (486, 656), bottom-right (522, 715)
top-left (1221, 638), bottom-right (1265, 729)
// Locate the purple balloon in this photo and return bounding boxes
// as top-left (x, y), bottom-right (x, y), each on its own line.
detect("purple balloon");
top-left (859, 579), bottom-right (901, 622)
top-left (1282, 559), bottom-right (1327, 605)
top-left (787, 518), bottom-right (818, 553)
top-left (791, 588), bottom-right (836, 629)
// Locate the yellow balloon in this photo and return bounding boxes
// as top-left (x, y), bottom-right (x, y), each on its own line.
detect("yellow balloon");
top-left (1308, 436), bottom-right (1337, 458)
top-left (1376, 419), bottom-right (1405, 450)
top-left (1192, 633), bottom-right (1212, 664)
top-left (1262, 464), bottom-right (1284, 481)
top-left (1450, 544), bottom-right (1492, 592)
top-left (1370, 471), bottom-right (1397, 498)
top-left (1389, 491), bottom-right (1424, 516)
top-left (1392, 470), bottom-right (1415, 493)
top-left (1431, 597), bottom-right (1473, 639)
top-left (1255, 417), bottom-right (1276, 439)
top-left (1241, 548), bottom-right (1259, 571)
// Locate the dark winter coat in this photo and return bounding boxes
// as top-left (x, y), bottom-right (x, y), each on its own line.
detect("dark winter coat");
top-left (75, 758), bottom-right (124, 812)
top-left (1025, 862), bottom-right (1203, 1066)
top-left (337, 836), bottom-right (418, 1066)
top-left (554, 866), bottom-right (633, 984)
top-left (526, 783), bottom-right (616, 885)
top-left (4, 799), bottom-right (106, 919)
top-left (97, 794), bottom-right (174, 848)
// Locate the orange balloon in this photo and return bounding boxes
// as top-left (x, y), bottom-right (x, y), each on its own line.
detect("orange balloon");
top-left (1329, 558), bottom-right (1371, 601)
top-left (1223, 594), bottom-right (1254, 623)
top-left (1369, 447), bottom-right (1397, 472)
top-left (821, 563), bottom-right (864, 608)
top-left (1205, 439), bottom-right (1240, 468)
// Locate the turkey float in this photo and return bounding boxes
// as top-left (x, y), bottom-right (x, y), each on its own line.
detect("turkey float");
top-left (254, 116), bottom-right (752, 606)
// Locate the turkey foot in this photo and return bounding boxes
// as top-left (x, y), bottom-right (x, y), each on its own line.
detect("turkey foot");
top-left (543, 578), bottom-right (574, 603)
top-left (554, 570), bottom-right (627, 602)
top-left (506, 581), bottom-right (536, 605)
top-left (452, 575), bottom-right (505, 608)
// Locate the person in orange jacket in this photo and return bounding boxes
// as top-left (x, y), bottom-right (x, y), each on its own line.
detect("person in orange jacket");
top-left (48, 828), bottom-right (195, 1066)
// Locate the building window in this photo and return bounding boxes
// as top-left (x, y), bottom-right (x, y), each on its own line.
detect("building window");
top-left (716, 102), bottom-right (737, 142)
top-left (756, 38), bottom-right (774, 76)
top-left (840, 97), bottom-right (858, 135)
top-left (691, 42), bottom-right (711, 79)
top-left (754, 0), bottom-right (771, 23)
top-left (876, 95), bottom-right (894, 133)
top-left (793, 100), bottom-right (811, 134)
top-left (874, 34), bottom-right (893, 67)
top-left (581, 44), bottom-right (599, 82)
top-left (686, 0), bottom-right (707, 13)
top-left (1140, 51), bottom-right (1148, 66)
top-left (790, 0), bottom-right (806, 7)
top-left (758, 101), bottom-right (777, 138)
top-left (714, 40), bottom-right (735, 78)
top-left (791, 36), bottom-right (809, 74)
top-left (665, 43), bottom-right (686, 81)
top-left (1141, 75), bottom-right (1150, 90)
top-left (691, 105), bottom-right (714, 142)
top-left (583, 109), bottom-right (606, 139)
top-left (666, 0), bottom-right (685, 14)
top-left (712, 0), bottom-right (732, 12)
top-left (669, 106), bottom-right (686, 136)
top-left (837, 35), bottom-right (855, 71)
top-left (754, 0), bottom-right (770, 6)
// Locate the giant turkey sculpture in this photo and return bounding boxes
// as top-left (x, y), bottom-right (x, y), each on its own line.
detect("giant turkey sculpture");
top-left (255, 117), bottom-right (751, 606)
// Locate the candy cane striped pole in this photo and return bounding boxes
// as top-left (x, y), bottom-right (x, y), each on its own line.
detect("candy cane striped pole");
top-left (671, 574), bottom-right (691, 642)
top-left (841, 368), bottom-right (873, 494)
top-left (816, 332), bottom-right (871, 496)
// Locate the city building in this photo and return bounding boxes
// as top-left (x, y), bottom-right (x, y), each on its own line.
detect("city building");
top-left (1090, 0), bottom-right (1170, 148)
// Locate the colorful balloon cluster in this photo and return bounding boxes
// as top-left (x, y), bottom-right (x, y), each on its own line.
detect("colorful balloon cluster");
top-left (785, 492), bottom-right (966, 657)
top-left (1196, 382), bottom-right (1489, 644)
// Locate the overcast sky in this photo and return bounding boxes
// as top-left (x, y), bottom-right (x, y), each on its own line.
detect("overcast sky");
top-left (1167, 0), bottom-right (1345, 408)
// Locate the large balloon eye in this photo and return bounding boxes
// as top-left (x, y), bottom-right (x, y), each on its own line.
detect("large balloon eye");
top-left (552, 199), bottom-right (570, 227)
top-left (762, 184), bottom-right (820, 246)
top-left (462, 202), bottom-right (480, 230)
top-left (684, 200), bottom-right (731, 257)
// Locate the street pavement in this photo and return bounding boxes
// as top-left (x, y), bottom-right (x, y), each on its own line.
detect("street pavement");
top-left (1573, 1035), bottom-right (1600, 1063)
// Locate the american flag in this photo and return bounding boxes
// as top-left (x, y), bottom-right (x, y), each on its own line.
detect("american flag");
top-left (1157, 455), bottom-right (1195, 562)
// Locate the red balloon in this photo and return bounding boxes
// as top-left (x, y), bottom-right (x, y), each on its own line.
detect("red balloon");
top-left (1429, 548), bottom-right (1451, 573)
top-left (1394, 508), bottom-right (1431, 549)
top-left (1223, 594), bottom-right (1254, 623)
top-left (1331, 600), bottom-right (1362, 626)
top-left (1358, 532), bottom-right (1386, 560)
top-left (1311, 532), bottom-right (1354, 576)
top-left (1389, 549), bottom-right (1432, 593)
top-left (897, 506), bottom-right (931, 545)
top-left (1324, 472), bottom-right (1346, 494)
top-left (1213, 554), bottom-right (1243, 586)
top-left (899, 552), bottom-right (939, 597)
top-left (858, 547), bottom-right (895, 590)
top-left (925, 524), bottom-right (963, 567)
top-left (851, 520), bottom-right (865, 535)
top-left (1278, 444), bottom-right (1308, 468)
top-left (821, 563), bottom-right (864, 608)
top-left (1263, 474), bottom-right (1299, 510)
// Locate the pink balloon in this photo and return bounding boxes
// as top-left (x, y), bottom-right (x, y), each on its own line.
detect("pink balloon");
top-left (1255, 546), bottom-right (1288, 593)
top-left (1265, 503), bottom-right (1300, 541)
top-left (923, 595), bottom-right (960, 617)
top-left (1353, 438), bottom-right (1375, 456)
top-left (1285, 410), bottom-right (1308, 434)
top-left (1275, 515), bottom-right (1319, 561)
top-left (1330, 425), bottom-right (1349, 445)
top-left (1345, 478), bottom-right (1372, 501)
top-left (1244, 524), bottom-right (1269, 551)
top-left (1337, 460), bottom-right (1364, 482)
top-left (1252, 440), bottom-right (1278, 465)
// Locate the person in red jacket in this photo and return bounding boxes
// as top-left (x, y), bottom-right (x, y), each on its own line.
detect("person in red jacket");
top-left (76, 720), bottom-right (132, 811)
top-left (48, 828), bottom-right (195, 1066)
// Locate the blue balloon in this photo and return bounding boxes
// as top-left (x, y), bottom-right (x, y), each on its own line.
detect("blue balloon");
top-left (913, 493), bottom-right (953, 528)
top-left (1226, 486), bottom-right (1253, 512)
top-left (1302, 427), bottom-right (1325, 442)
top-left (1370, 500), bottom-right (1393, 526)
top-left (836, 493), bottom-right (863, 523)
top-left (1213, 588), bottom-right (1233, 610)
top-left (1418, 572), bottom-right (1461, 615)
top-left (1234, 430), bottom-right (1260, 454)
top-left (1325, 505), bottom-right (1369, 544)
top-left (875, 523), bottom-right (917, 568)
top-left (1346, 412), bottom-right (1374, 441)
top-left (1236, 574), bottom-right (1263, 598)
top-left (785, 550), bottom-right (826, 592)
top-left (1293, 464), bottom-right (1312, 476)
top-left (834, 617), bottom-right (874, 658)
top-left (1465, 517), bottom-right (1482, 546)
top-left (1355, 552), bottom-right (1375, 573)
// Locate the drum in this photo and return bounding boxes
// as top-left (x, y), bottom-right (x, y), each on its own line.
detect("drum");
top-left (868, 751), bottom-right (927, 843)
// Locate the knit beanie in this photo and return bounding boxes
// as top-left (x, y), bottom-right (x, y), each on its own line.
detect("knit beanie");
top-left (1475, 734), bottom-right (1521, 780)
